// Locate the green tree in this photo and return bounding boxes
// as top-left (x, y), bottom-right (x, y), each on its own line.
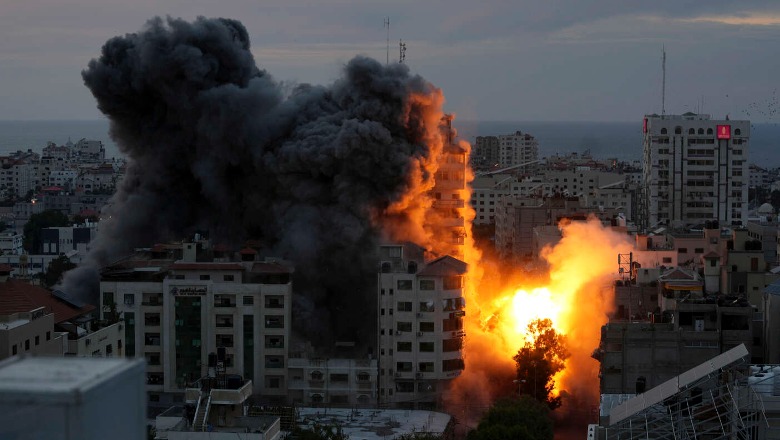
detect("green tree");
top-left (513, 319), bottom-right (569, 410)
top-left (467, 396), bottom-right (553, 440)
top-left (23, 209), bottom-right (69, 253)
top-left (42, 255), bottom-right (76, 288)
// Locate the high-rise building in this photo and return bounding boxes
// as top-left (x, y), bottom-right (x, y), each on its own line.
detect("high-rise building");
top-left (498, 131), bottom-right (539, 171)
top-left (641, 113), bottom-right (749, 230)
top-left (376, 243), bottom-right (466, 408)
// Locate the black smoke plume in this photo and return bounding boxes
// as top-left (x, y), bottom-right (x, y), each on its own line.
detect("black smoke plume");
top-left (62, 16), bottom-right (443, 348)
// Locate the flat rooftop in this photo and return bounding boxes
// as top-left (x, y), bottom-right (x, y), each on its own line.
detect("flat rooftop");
top-left (0, 356), bottom-right (144, 398)
top-left (297, 408), bottom-right (451, 440)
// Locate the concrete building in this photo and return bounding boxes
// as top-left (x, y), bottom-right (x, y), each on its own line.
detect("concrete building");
top-left (100, 244), bottom-right (293, 407)
top-left (473, 135), bottom-right (499, 169)
top-left (376, 243), bottom-right (466, 408)
top-left (498, 131), bottom-right (539, 171)
top-left (72, 138), bottom-right (105, 162)
top-left (0, 231), bottom-right (23, 255)
top-left (0, 356), bottom-right (146, 440)
top-left (40, 221), bottom-right (98, 256)
top-left (641, 113), bottom-right (749, 230)
top-left (431, 120), bottom-right (468, 259)
top-left (286, 357), bottom-right (378, 407)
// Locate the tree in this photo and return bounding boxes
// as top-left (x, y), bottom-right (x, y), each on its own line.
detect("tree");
top-left (42, 255), bottom-right (76, 288)
top-left (467, 396), bottom-right (553, 440)
top-left (513, 319), bottom-right (569, 410)
top-left (23, 209), bottom-right (69, 253)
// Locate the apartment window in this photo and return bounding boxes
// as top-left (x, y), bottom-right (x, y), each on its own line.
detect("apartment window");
top-left (397, 322), bottom-right (412, 332)
top-left (397, 341), bottom-right (412, 352)
top-left (419, 280), bottom-right (435, 290)
top-left (35, 336), bottom-right (39, 346)
top-left (12, 345), bottom-right (17, 355)
top-left (123, 294), bottom-right (134, 306)
top-left (419, 342), bottom-right (434, 352)
top-left (25, 340), bottom-right (30, 350)
top-left (265, 335), bottom-right (284, 349)
top-left (420, 322), bottom-right (434, 332)
top-left (678, 248), bottom-right (688, 254)
top-left (397, 301), bottom-right (412, 312)
top-left (145, 333), bottom-right (161, 346)
top-left (443, 276), bottom-right (463, 290)
top-left (102, 292), bottom-right (114, 306)
top-left (223, 274), bottom-right (234, 282)
top-left (662, 257), bottom-right (672, 264)
top-left (106, 344), bottom-right (113, 357)
top-left (443, 338), bottom-right (462, 352)
top-left (265, 355), bottom-right (284, 369)
top-left (243, 296), bottom-right (254, 305)
top-left (396, 362), bottom-right (412, 372)
top-left (419, 301), bottom-right (435, 312)
top-left (397, 279), bottom-right (412, 290)
top-left (694, 248), bottom-right (704, 254)
top-left (46, 331), bottom-right (51, 341)
top-left (199, 274), bottom-right (210, 281)
top-left (418, 362), bottom-right (435, 372)
top-left (264, 296), bottom-right (284, 308)
top-left (265, 315), bottom-right (284, 328)
top-left (216, 334), bottom-right (234, 348)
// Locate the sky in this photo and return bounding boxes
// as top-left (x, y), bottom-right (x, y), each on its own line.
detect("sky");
top-left (1, 0), bottom-right (779, 122)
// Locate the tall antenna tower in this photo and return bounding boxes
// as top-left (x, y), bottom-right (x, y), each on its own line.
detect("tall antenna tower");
top-left (399, 39), bottom-right (406, 63)
top-left (384, 17), bottom-right (390, 65)
top-left (661, 46), bottom-right (666, 117)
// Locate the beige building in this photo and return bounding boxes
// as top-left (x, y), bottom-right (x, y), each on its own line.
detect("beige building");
top-left (377, 244), bottom-right (466, 408)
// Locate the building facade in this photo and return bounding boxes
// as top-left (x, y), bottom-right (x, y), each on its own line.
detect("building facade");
top-left (100, 246), bottom-right (292, 405)
top-left (377, 244), bottom-right (466, 408)
top-left (641, 113), bottom-right (749, 230)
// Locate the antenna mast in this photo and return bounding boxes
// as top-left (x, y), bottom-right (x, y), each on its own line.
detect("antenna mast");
top-left (384, 17), bottom-right (390, 65)
top-left (399, 39), bottom-right (406, 63)
top-left (662, 46), bottom-right (666, 117)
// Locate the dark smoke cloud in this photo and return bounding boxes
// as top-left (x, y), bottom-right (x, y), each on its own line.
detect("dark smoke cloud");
top-left (62, 16), bottom-right (442, 348)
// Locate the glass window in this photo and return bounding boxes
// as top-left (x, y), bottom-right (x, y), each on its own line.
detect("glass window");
top-left (419, 280), bottom-right (435, 290)
top-left (397, 279), bottom-right (412, 290)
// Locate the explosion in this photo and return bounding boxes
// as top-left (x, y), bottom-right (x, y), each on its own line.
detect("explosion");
top-left (73, 15), bottom-right (633, 421)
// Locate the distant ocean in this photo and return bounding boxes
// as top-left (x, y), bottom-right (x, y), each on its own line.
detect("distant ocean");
top-left (1, 119), bottom-right (778, 167)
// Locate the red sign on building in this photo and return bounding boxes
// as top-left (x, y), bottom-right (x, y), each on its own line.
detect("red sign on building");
top-left (716, 125), bottom-right (731, 139)
top-left (643, 118), bottom-right (648, 133)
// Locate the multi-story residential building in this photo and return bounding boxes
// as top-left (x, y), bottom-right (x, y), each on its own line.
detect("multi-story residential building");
top-left (431, 117), bottom-right (468, 259)
top-left (72, 138), bottom-right (105, 162)
top-left (470, 174), bottom-right (514, 225)
top-left (286, 357), bottom-right (378, 407)
top-left (497, 131), bottom-right (539, 171)
top-left (0, 267), bottom-right (123, 360)
top-left (40, 221), bottom-right (98, 256)
top-left (0, 231), bottom-right (23, 255)
top-left (596, 266), bottom-right (755, 394)
top-left (376, 243), bottom-right (466, 409)
top-left (100, 243), bottom-right (293, 407)
top-left (641, 113), bottom-right (749, 230)
top-left (472, 136), bottom-right (500, 169)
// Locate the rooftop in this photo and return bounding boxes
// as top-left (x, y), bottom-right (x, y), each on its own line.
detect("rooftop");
top-left (0, 356), bottom-right (144, 398)
top-left (0, 280), bottom-right (94, 323)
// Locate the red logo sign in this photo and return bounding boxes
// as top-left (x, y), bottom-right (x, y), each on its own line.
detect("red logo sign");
top-left (717, 125), bottom-right (731, 139)
top-left (643, 118), bottom-right (647, 133)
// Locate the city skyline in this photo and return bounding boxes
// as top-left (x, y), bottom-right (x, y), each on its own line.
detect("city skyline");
top-left (1, 1), bottom-right (779, 122)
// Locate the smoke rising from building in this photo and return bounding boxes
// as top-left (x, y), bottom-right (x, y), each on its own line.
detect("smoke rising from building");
top-left (62, 16), bottom-right (447, 347)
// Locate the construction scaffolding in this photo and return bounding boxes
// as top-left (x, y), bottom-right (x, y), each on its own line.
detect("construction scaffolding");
top-left (597, 344), bottom-right (771, 440)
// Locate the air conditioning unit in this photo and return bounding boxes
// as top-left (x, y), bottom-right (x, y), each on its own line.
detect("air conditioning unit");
top-left (417, 331), bottom-right (424, 337)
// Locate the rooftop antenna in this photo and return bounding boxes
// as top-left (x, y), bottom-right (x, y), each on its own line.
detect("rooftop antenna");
top-left (384, 17), bottom-right (390, 65)
top-left (661, 46), bottom-right (666, 117)
top-left (399, 39), bottom-right (406, 63)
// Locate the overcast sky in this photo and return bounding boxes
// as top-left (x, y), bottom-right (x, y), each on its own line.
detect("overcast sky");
top-left (1, 0), bottom-right (779, 122)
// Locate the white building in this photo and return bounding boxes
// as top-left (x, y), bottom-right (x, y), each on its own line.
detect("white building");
top-left (642, 113), bottom-right (749, 230)
top-left (377, 244), bottom-right (466, 408)
top-left (0, 231), bottom-right (23, 255)
top-left (100, 244), bottom-right (293, 406)
top-left (497, 131), bottom-right (539, 170)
